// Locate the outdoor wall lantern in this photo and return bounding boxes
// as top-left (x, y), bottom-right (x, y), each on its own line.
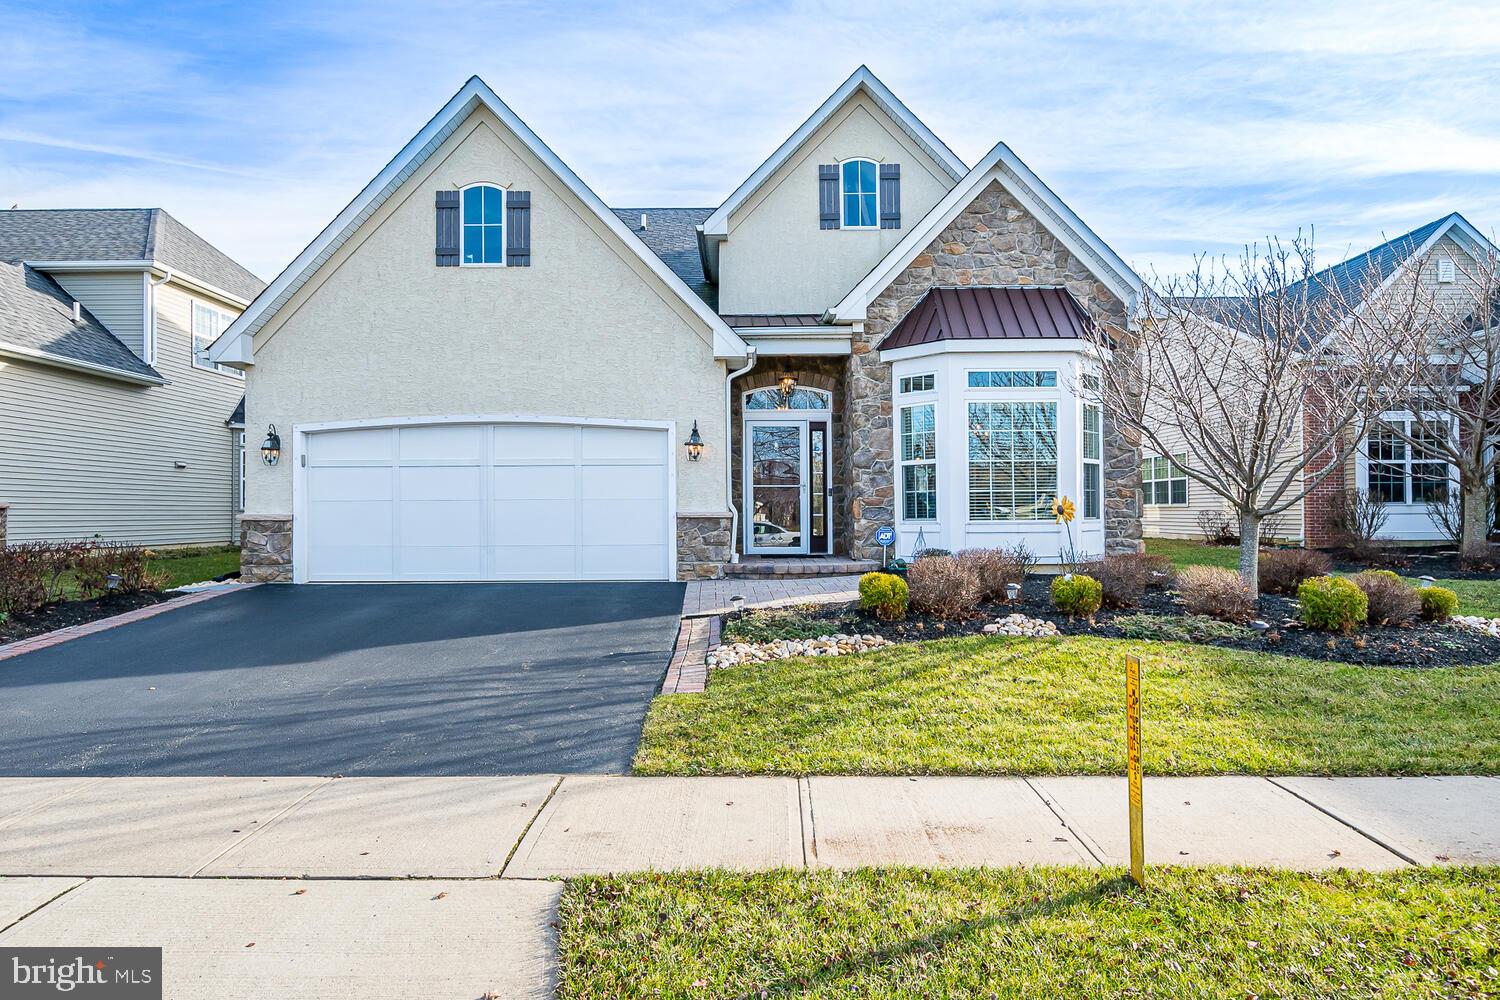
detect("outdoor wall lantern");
top-left (260, 424), bottom-right (282, 466)
top-left (685, 421), bottom-right (705, 462)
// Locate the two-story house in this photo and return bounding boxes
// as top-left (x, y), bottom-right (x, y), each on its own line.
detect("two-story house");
top-left (0, 209), bottom-right (265, 547)
top-left (210, 68), bottom-right (1143, 583)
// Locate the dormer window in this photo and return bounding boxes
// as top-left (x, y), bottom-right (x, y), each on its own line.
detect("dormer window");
top-left (461, 184), bottom-right (505, 265)
top-left (841, 159), bottom-right (878, 229)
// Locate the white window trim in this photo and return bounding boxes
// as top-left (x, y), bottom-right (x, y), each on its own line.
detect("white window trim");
top-left (741, 386), bottom-right (832, 411)
top-left (899, 372), bottom-right (936, 395)
top-left (237, 431), bottom-right (246, 513)
top-left (965, 396), bottom-right (1061, 524)
top-left (1357, 410), bottom-right (1456, 508)
top-left (1140, 452), bottom-right (1188, 506)
top-left (1081, 401), bottom-right (1103, 520)
top-left (837, 157), bottom-right (880, 231)
top-left (459, 182), bottom-right (507, 268)
top-left (191, 299), bottom-right (243, 378)
top-left (899, 402), bottom-right (938, 523)
top-left (964, 367), bottom-right (1060, 390)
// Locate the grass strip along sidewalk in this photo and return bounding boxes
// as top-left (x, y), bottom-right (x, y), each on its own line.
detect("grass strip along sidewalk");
top-left (556, 867), bottom-right (1500, 998)
top-left (635, 636), bottom-right (1500, 776)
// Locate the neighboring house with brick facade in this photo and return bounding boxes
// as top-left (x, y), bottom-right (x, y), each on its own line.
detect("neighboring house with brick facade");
top-left (1141, 213), bottom-right (1498, 548)
top-left (210, 68), bottom-right (1144, 583)
top-left (0, 209), bottom-right (264, 547)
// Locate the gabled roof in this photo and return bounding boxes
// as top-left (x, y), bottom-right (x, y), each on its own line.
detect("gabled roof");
top-left (612, 208), bottom-right (715, 308)
top-left (1298, 212), bottom-right (1494, 308)
top-left (827, 141), bottom-right (1142, 323)
top-left (0, 208), bottom-right (265, 302)
top-left (0, 262), bottom-right (163, 383)
top-left (211, 77), bottom-right (748, 365)
top-left (878, 286), bottom-right (1094, 351)
top-left (699, 66), bottom-right (967, 239)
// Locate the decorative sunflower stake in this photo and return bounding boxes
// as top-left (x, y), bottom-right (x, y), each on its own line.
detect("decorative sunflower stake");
top-left (1054, 495), bottom-right (1080, 575)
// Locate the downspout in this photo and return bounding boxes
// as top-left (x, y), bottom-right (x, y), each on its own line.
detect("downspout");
top-left (725, 346), bottom-right (758, 563)
top-left (148, 267), bottom-right (173, 365)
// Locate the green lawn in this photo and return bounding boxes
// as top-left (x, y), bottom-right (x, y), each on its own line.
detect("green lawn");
top-left (556, 867), bottom-right (1500, 999)
top-left (633, 635), bottom-right (1500, 776)
top-left (1144, 538), bottom-right (1500, 617)
top-left (148, 545), bottom-right (240, 589)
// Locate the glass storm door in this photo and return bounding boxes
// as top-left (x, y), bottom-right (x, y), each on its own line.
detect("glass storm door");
top-left (746, 421), bottom-right (809, 554)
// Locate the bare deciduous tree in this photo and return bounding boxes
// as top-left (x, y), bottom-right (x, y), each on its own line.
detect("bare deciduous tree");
top-left (1360, 241), bottom-right (1500, 565)
top-left (1089, 238), bottom-right (1424, 594)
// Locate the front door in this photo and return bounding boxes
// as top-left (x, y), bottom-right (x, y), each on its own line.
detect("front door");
top-left (746, 420), bottom-right (809, 554)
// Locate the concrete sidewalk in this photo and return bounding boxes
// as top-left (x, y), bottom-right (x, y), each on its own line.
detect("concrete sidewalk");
top-left (3, 774), bottom-right (1494, 999)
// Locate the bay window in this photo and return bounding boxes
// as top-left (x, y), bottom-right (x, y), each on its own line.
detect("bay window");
top-left (900, 403), bottom-right (937, 520)
top-left (1082, 403), bottom-right (1102, 519)
top-left (967, 401), bottom-right (1058, 521)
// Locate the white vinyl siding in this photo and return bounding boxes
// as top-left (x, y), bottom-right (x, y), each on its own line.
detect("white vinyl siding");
top-left (0, 279), bottom-right (244, 545)
top-left (49, 271), bottom-right (147, 359)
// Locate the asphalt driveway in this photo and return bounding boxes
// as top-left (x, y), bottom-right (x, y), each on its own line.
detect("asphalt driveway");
top-left (0, 583), bottom-right (684, 776)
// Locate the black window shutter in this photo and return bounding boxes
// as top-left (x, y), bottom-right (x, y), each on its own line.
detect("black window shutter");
top-left (818, 164), bottom-right (839, 230)
top-left (435, 190), bottom-right (460, 266)
top-left (879, 164), bottom-right (901, 229)
top-left (506, 190), bottom-right (531, 266)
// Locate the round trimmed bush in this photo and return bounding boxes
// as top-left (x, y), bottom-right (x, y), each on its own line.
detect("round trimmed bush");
top-left (1351, 570), bottom-right (1420, 626)
top-left (1051, 573), bottom-right (1102, 618)
top-left (1297, 575), bottom-right (1368, 633)
top-left (858, 571), bottom-right (909, 621)
top-left (1420, 585), bottom-right (1459, 622)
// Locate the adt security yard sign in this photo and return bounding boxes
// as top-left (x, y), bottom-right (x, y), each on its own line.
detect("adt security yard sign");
top-left (875, 526), bottom-right (895, 566)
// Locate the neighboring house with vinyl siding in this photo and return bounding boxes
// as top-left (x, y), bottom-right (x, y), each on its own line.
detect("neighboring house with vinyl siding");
top-left (0, 209), bottom-right (264, 547)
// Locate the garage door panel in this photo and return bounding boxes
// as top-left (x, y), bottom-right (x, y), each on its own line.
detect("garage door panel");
top-left (308, 545), bottom-right (394, 580)
top-left (492, 465), bottom-right (576, 500)
top-left (398, 546), bottom-right (484, 579)
top-left (493, 424), bottom-right (577, 461)
top-left (398, 500), bottom-right (483, 547)
top-left (309, 500), bottom-right (393, 547)
top-left (399, 424), bottom-right (483, 462)
top-left (581, 426), bottom-right (662, 462)
top-left (491, 499), bottom-right (575, 546)
top-left (581, 464), bottom-right (663, 500)
top-left (581, 500), bottom-right (666, 545)
top-left (581, 545), bottom-right (665, 579)
top-left (308, 466), bottom-right (394, 502)
top-left (491, 545), bottom-right (577, 579)
top-left (399, 465), bottom-right (482, 501)
top-left (308, 428), bottom-right (393, 463)
top-left (305, 422), bottom-right (670, 581)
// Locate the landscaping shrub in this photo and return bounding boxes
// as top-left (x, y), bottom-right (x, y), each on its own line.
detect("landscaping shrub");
top-left (1196, 509), bottom-right (1238, 546)
top-left (1420, 585), bottom-right (1459, 622)
top-left (1324, 489), bottom-right (1391, 563)
top-left (1298, 575), bottom-right (1368, 633)
top-left (1351, 570), bottom-right (1420, 627)
top-left (905, 556), bottom-right (981, 619)
top-left (1050, 573), bottom-right (1102, 618)
top-left (955, 545), bottom-right (1033, 602)
top-left (1257, 548), bottom-right (1332, 594)
top-left (0, 541), bottom-right (84, 618)
top-left (1114, 613), bottom-right (1252, 643)
top-left (857, 572), bottom-right (910, 621)
top-left (1175, 565), bottom-right (1255, 622)
top-left (1078, 556), bottom-right (1147, 609)
top-left (73, 542), bottom-right (168, 597)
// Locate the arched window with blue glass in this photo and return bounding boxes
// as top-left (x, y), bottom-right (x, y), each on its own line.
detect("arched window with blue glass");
top-left (840, 159), bottom-right (878, 229)
top-left (461, 183), bottom-right (505, 265)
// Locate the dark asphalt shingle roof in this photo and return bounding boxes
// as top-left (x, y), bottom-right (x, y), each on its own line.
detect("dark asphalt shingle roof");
top-left (1295, 213), bottom-right (1458, 308)
top-left (228, 395), bottom-right (246, 426)
top-left (0, 209), bottom-right (266, 302)
top-left (0, 262), bottom-right (163, 381)
top-left (611, 208), bottom-right (715, 309)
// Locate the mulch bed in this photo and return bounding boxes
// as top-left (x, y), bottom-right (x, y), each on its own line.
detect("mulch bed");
top-left (0, 591), bottom-right (180, 646)
top-left (737, 576), bottom-right (1500, 668)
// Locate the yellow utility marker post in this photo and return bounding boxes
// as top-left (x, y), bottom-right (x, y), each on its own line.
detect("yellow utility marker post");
top-left (1125, 653), bottom-right (1145, 887)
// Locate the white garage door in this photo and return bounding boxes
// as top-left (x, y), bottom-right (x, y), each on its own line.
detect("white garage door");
top-left (303, 422), bottom-right (671, 582)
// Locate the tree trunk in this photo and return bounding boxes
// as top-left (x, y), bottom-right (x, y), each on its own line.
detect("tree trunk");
top-left (1238, 511), bottom-right (1261, 595)
top-left (1458, 478), bottom-right (1491, 566)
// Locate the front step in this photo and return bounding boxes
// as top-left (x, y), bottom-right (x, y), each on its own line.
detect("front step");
top-left (723, 557), bottom-right (880, 578)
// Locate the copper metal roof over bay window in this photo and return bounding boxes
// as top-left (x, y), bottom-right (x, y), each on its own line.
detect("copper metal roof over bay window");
top-left (877, 286), bottom-right (1095, 351)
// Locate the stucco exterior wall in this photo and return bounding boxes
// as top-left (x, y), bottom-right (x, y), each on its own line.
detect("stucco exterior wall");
top-left (716, 92), bottom-right (957, 315)
top-left (0, 277), bottom-right (243, 544)
top-left (243, 106), bottom-right (731, 524)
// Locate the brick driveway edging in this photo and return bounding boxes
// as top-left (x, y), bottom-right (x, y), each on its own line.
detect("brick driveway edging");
top-left (661, 615), bottom-right (719, 694)
top-left (0, 585), bottom-right (258, 662)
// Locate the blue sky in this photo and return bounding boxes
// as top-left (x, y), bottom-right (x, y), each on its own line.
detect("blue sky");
top-left (4, 0), bottom-right (1499, 283)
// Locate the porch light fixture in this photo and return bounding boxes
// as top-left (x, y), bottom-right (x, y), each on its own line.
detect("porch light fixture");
top-left (260, 424), bottom-right (282, 466)
top-left (777, 374), bottom-right (798, 409)
top-left (684, 421), bottom-right (705, 462)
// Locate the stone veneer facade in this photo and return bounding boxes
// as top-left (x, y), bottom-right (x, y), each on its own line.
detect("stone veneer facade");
top-left (239, 514), bottom-right (292, 583)
top-left (676, 514), bottom-right (733, 580)
top-left (845, 180), bottom-right (1143, 559)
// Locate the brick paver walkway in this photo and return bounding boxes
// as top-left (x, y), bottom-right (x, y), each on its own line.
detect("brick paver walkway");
top-left (682, 575), bottom-right (862, 617)
top-left (660, 616), bottom-right (720, 694)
